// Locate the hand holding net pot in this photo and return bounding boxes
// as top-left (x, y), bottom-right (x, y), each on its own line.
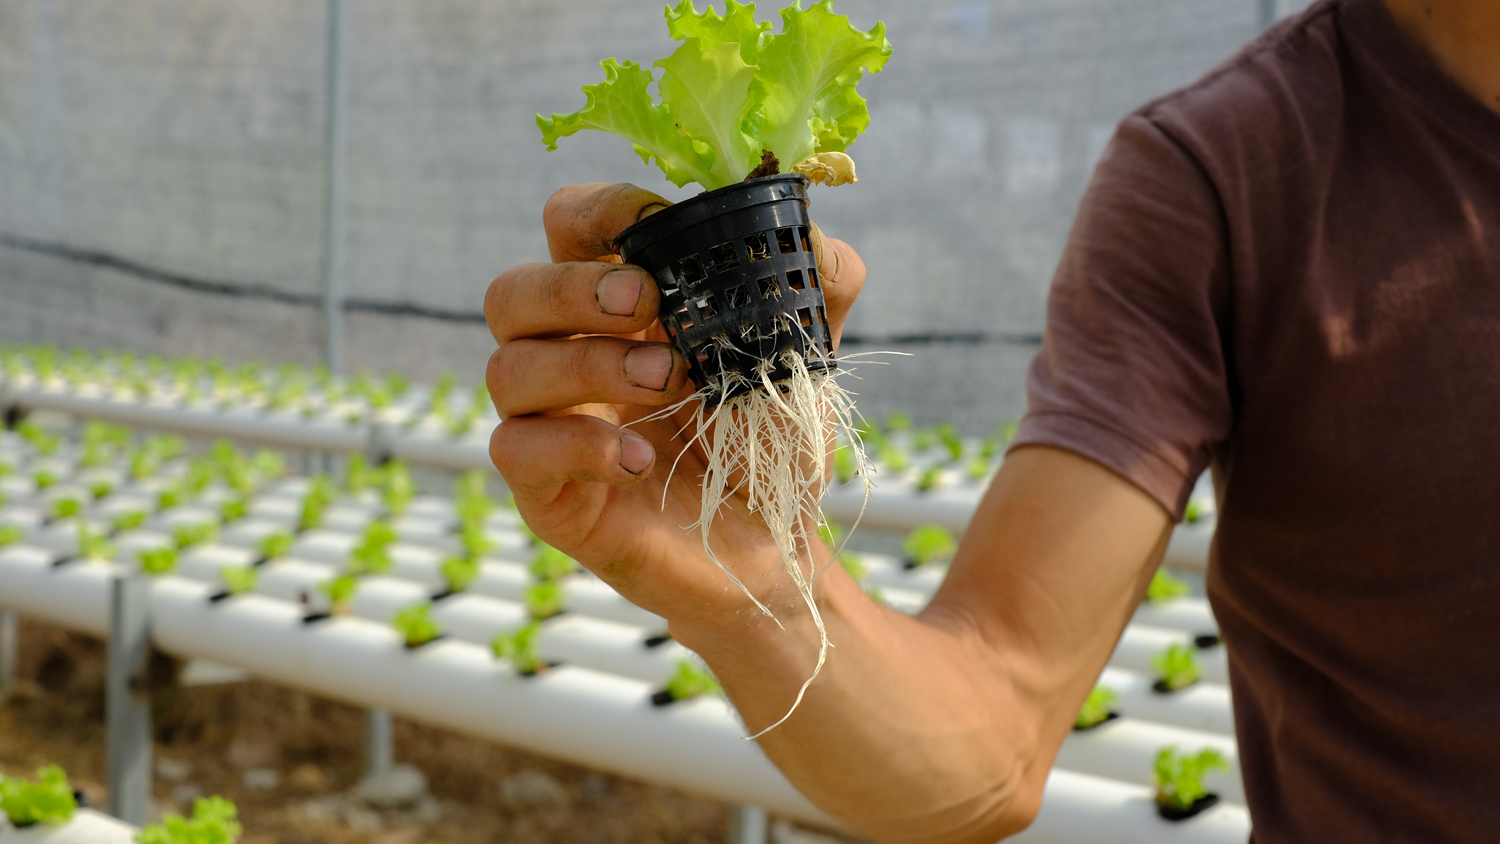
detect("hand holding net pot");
top-left (615, 173), bottom-right (836, 406)
top-left (484, 181), bottom-right (866, 645)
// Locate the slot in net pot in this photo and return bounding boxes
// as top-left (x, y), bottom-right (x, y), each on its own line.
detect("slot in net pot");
top-left (615, 174), bottom-right (835, 406)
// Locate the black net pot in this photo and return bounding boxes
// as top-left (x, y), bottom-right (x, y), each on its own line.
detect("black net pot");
top-left (615, 174), bottom-right (836, 406)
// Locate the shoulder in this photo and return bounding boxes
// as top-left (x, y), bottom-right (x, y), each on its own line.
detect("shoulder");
top-left (1130, 0), bottom-right (1357, 183)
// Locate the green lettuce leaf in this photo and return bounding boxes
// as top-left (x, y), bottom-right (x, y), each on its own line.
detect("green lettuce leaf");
top-left (664, 0), bottom-right (771, 65)
top-left (753, 0), bottom-right (891, 167)
top-left (537, 59), bottom-right (717, 188)
top-left (655, 39), bottom-right (762, 187)
top-left (539, 0), bottom-right (890, 192)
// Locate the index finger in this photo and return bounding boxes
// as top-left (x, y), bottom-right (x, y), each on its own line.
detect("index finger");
top-left (544, 183), bottom-right (671, 264)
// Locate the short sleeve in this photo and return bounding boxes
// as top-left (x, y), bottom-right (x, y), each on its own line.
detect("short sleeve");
top-left (1013, 113), bottom-right (1234, 519)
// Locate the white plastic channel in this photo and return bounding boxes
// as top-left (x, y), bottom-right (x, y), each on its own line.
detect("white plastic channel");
top-left (165, 547), bottom-right (690, 688)
top-left (0, 809), bottom-right (138, 844)
top-left (1095, 667), bottom-right (1235, 737)
top-left (1057, 719), bottom-right (1243, 805)
top-left (1110, 625), bottom-right (1229, 686)
top-left (0, 553), bottom-right (1253, 842)
top-left (1010, 770), bottom-right (1250, 844)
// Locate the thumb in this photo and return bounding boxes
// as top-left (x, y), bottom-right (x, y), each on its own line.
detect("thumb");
top-left (808, 222), bottom-right (866, 346)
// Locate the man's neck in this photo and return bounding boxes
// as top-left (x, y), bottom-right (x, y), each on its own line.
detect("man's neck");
top-left (1384, 0), bottom-right (1500, 114)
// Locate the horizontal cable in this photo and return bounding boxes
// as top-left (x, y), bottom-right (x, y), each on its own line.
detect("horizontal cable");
top-left (1, 231), bottom-right (1040, 344)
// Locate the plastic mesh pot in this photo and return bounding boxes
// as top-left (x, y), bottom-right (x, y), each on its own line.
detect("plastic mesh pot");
top-left (615, 174), bottom-right (835, 405)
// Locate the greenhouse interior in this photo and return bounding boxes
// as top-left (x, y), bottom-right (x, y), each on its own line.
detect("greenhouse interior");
top-left (16, 0), bottom-right (1491, 841)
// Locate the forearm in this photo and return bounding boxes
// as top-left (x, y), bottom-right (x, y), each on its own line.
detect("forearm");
top-left (671, 554), bottom-right (1042, 844)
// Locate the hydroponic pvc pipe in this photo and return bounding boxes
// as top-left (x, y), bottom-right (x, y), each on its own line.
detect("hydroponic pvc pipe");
top-left (1056, 718), bottom-right (1243, 805)
top-left (1009, 769), bottom-right (1250, 844)
top-left (0, 809), bottom-right (138, 844)
top-left (1095, 667), bottom-right (1235, 737)
top-left (1111, 624), bottom-right (1230, 685)
top-left (0, 550), bottom-right (1256, 843)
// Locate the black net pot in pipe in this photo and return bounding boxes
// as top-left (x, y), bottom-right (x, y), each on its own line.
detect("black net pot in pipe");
top-left (615, 174), bottom-right (836, 406)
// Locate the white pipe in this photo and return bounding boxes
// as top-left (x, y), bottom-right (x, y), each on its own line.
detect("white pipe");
top-left (1132, 597), bottom-right (1218, 637)
top-left (1111, 625), bottom-right (1229, 686)
top-left (0, 547), bottom-right (1255, 842)
top-left (0, 809), bottom-right (139, 844)
top-left (0, 545), bottom-right (118, 636)
top-left (1010, 770), bottom-right (1250, 844)
top-left (150, 576), bottom-right (834, 823)
top-left (1095, 668), bottom-right (1235, 737)
top-left (1056, 718), bottom-right (1242, 805)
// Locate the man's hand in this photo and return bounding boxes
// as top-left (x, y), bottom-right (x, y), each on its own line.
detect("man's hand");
top-left (484, 182), bottom-right (866, 635)
top-left (486, 183), bottom-right (1174, 844)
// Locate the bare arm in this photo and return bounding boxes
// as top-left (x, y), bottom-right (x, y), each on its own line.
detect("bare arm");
top-left (486, 184), bottom-right (1173, 844)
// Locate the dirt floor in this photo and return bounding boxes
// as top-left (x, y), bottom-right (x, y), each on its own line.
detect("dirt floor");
top-left (0, 617), bottom-right (861, 844)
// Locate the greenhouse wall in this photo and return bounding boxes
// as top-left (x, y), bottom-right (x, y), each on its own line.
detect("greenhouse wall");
top-left (0, 0), bottom-right (1309, 433)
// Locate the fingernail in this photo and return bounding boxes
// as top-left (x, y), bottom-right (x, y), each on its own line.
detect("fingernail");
top-left (598, 270), bottom-right (643, 316)
top-left (624, 345), bottom-right (673, 391)
top-left (620, 431), bottom-right (654, 475)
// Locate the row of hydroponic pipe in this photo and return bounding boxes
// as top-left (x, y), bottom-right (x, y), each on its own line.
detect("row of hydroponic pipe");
top-left (0, 416), bottom-right (1248, 842)
top-left (0, 344), bottom-right (1217, 572)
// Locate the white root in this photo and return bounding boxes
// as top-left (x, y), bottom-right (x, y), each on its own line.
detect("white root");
top-left (646, 342), bottom-right (874, 738)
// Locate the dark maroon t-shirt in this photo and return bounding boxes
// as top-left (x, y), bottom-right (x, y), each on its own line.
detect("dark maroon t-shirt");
top-left (1014, 0), bottom-right (1500, 839)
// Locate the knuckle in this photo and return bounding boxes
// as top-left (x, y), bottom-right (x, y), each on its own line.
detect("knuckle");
top-left (541, 264), bottom-right (576, 325)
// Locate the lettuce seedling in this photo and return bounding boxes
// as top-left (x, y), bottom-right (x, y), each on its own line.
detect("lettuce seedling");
top-left (111, 510), bottom-right (147, 533)
top-left (936, 423), bottom-right (964, 461)
top-left (49, 497), bottom-right (81, 521)
top-left (1151, 643), bottom-right (1201, 692)
top-left (902, 524), bottom-right (955, 567)
top-left (173, 522), bottom-right (218, 550)
top-left (530, 545), bottom-right (578, 583)
top-left (381, 460), bottom-right (415, 517)
top-left (391, 603), bottom-right (443, 648)
top-left (32, 469), bottom-right (56, 491)
top-left (877, 444), bottom-right (908, 473)
top-left (88, 480), bottom-right (115, 501)
top-left (439, 556), bottom-right (480, 594)
top-left (139, 546), bottom-right (179, 576)
top-left (539, 0), bottom-right (890, 191)
top-left (298, 474), bottom-right (335, 531)
top-left (258, 531), bottom-right (294, 562)
top-left (135, 795), bottom-right (242, 844)
top-left (1153, 746), bottom-right (1229, 812)
top-left (457, 523), bottom-right (493, 562)
top-left (911, 428), bottom-right (935, 454)
top-left (916, 465), bottom-right (943, 493)
top-left (0, 765), bottom-right (76, 827)
top-left (491, 621), bottom-right (545, 675)
top-left (0, 525), bottom-right (23, 548)
top-left (78, 524), bottom-right (116, 562)
top-left (832, 443), bottom-right (858, 484)
top-left (1145, 568), bottom-right (1190, 604)
top-left (965, 455), bottom-right (991, 482)
top-left (453, 470), bottom-right (494, 528)
top-left (884, 412), bottom-right (911, 433)
top-left (17, 421), bottom-right (61, 457)
top-left (1184, 497), bottom-right (1204, 524)
top-left (664, 659), bottom-right (721, 701)
top-left (349, 521), bottom-right (398, 576)
top-left (249, 450), bottom-right (284, 483)
top-left (525, 580), bottom-right (566, 620)
top-left (219, 565), bottom-right (257, 597)
top-left (1074, 686), bottom-right (1118, 730)
top-left (219, 498), bottom-right (249, 524)
top-left (345, 452), bottom-right (378, 496)
top-left (318, 574), bottom-right (359, 615)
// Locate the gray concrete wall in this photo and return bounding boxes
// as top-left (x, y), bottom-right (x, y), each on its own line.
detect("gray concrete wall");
top-left (0, 0), bottom-right (1308, 433)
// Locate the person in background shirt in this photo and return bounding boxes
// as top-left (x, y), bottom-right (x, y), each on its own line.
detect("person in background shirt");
top-left (482, 1), bottom-right (1500, 840)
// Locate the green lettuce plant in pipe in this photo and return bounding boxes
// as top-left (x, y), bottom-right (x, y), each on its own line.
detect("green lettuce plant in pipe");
top-left (0, 765), bottom-right (77, 827)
